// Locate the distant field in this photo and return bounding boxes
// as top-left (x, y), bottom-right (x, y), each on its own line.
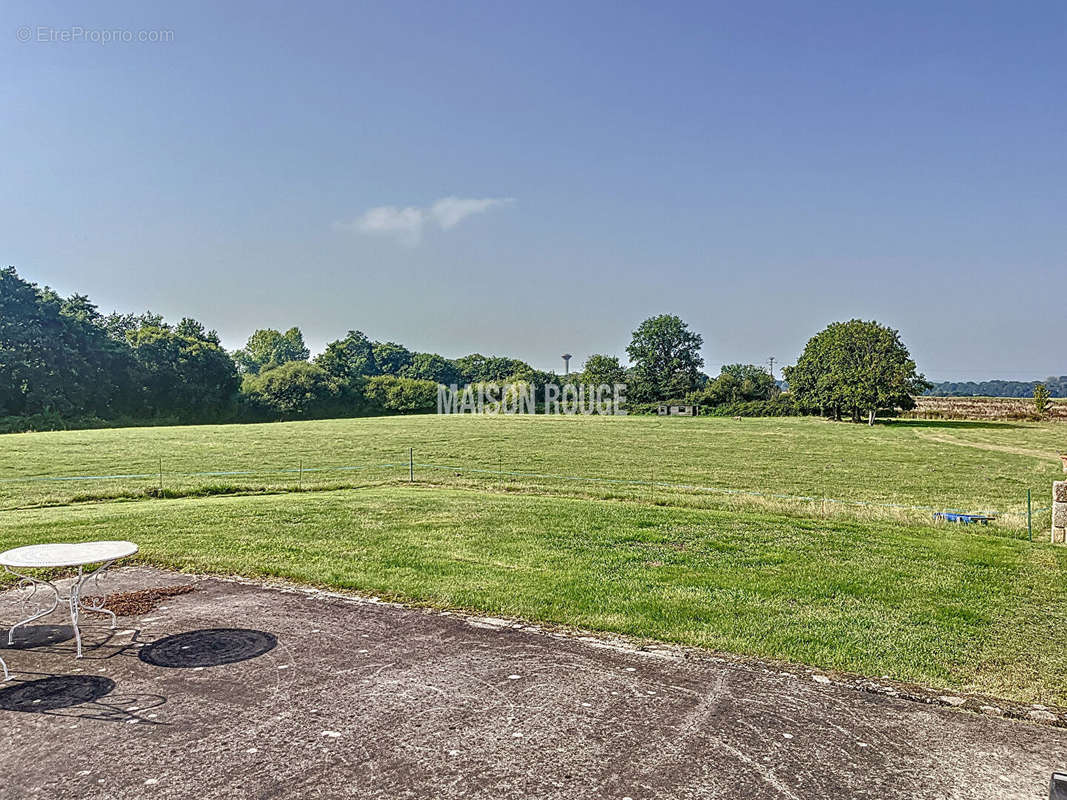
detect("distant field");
top-left (2, 486), bottom-right (1065, 705)
top-left (1, 414), bottom-right (1064, 527)
top-left (911, 395), bottom-right (1067, 421)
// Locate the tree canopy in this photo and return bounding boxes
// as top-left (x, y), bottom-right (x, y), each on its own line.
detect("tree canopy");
top-left (784, 319), bottom-right (930, 423)
top-left (371, 341), bottom-right (413, 375)
top-left (580, 354), bottom-right (627, 388)
top-left (0, 267), bottom-right (239, 422)
top-left (1, 265), bottom-right (956, 429)
top-left (233, 327), bottom-right (310, 375)
top-left (314, 330), bottom-right (378, 383)
top-left (925, 376), bottom-right (1067, 398)
top-left (626, 315), bottom-right (705, 402)
top-left (242, 361), bottom-right (341, 418)
top-left (689, 364), bottom-right (776, 406)
top-left (404, 351), bottom-right (463, 386)
top-left (454, 354), bottom-right (532, 385)
top-left (127, 323), bottom-right (239, 419)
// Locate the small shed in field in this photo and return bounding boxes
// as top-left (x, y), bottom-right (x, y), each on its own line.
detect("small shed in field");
top-left (657, 404), bottom-right (699, 417)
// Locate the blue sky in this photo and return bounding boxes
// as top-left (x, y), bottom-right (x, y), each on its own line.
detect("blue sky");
top-left (2, 1), bottom-right (1064, 380)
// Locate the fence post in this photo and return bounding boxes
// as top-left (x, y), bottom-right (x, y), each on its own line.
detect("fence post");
top-left (409, 448), bottom-right (414, 482)
top-left (158, 456), bottom-right (163, 493)
top-left (1028, 489), bottom-right (1032, 542)
top-left (650, 466), bottom-right (655, 503)
top-left (299, 458), bottom-right (303, 491)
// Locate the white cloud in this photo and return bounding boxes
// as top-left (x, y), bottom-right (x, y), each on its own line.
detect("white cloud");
top-left (357, 205), bottom-right (425, 235)
top-left (349, 205), bottom-right (427, 245)
top-left (336, 196), bottom-right (514, 245)
top-left (430, 196), bottom-right (514, 230)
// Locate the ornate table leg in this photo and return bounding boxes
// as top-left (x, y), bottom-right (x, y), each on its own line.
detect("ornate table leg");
top-left (69, 566), bottom-right (83, 658)
top-left (5, 566), bottom-right (60, 646)
top-left (70, 560), bottom-right (118, 658)
top-left (5, 561), bottom-right (117, 659)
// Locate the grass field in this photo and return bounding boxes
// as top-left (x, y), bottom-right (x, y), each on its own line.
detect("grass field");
top-left (1, 485), bottom-right (1065, 704)
top-left (2, 413), bottom-right (1066, 703)
top-left (1, 414), bottom-right (1063, 528)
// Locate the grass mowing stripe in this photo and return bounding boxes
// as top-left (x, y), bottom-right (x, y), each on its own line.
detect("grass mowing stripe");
top-left (0, 462), bottom-right (403, 483)
top-left (415, 461), bottom-right (997, 514)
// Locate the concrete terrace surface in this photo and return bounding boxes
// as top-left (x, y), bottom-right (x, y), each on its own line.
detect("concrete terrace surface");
top-left (0, 568), bottom-right (1063, 800)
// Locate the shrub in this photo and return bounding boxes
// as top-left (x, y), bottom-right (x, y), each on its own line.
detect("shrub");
top-left (1034, 383), bottom-right (1052, 418)
top-left (687, 364), bottom-right (777, 406)
top-left (704, 398), bottom-right (798, 417)
top-left (241, 361), bottom-right (343, 418)
top-left (364, 375), bottom-right (438, 414)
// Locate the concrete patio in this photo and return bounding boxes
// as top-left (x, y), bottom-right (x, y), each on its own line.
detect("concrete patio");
top-left (0, 567), bottom-right (1064, 799)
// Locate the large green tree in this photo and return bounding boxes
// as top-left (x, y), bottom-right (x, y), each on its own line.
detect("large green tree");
top-left (372, 341), bottom-right (413, 375)
top-left (103, 311), bottom-right (165, 342)
top-left (455, 354), bottom-right (533, 384)
top-left (315, 330), bottom-right (379, 383)
top-left (0, 268), bottom-right (136, 418)
top-left (233, 327), bottom-right (310, 375)
top-left (580, 354), bottom-right (627, 387)
top-left (784, 319), bottom-right (930, 424)
top-left (403, 352), bottom-right (463, 386)
top-left (127, 322), bottom-right (239, 419)
top-left (175, 317), bottom-right (222, 345)
top-left (626, 315), bottom-right (705, 402)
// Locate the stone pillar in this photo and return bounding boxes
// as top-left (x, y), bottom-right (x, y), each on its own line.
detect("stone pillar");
top-left (1054, 481), bottom-right (1067, 544)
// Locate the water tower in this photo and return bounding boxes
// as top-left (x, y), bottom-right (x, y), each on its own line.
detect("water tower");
top-left (561, 354), bottom-right (572, 375)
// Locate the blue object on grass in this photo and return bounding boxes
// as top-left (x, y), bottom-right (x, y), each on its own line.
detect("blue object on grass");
top-left (933, 511), bottom-right (996, 524)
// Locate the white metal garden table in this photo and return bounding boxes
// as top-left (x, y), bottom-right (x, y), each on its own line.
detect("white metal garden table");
top-left (1, 541), bottom-right (138, 659)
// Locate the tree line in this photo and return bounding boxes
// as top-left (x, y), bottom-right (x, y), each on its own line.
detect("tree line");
top-left (924, 377), bottom-right (1067, 398)
top-left (1, 266), bottom-right (933, 430)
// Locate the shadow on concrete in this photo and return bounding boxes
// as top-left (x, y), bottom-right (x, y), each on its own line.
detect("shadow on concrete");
top-left (138, 628), bottom-right (277, 669)
top-left (0, 673), bottom-right (168, 723)
top-left (0, 674), bottom-right (115, 712)
top-left (2, 625), bottom-right (75, 650)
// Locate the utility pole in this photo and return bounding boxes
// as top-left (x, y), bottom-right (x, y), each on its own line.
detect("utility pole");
top-left (768, 356), bottom-right (780, 399)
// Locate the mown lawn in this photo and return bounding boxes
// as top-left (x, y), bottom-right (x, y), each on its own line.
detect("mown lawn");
top-left (2, 485), bottom-right (1064, 705)
top-left (0, 414), bottom-right (1063, 528)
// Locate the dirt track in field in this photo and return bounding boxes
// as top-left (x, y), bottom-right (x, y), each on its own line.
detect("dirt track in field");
top-left (917, 431), bottom-right (1059, 461)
